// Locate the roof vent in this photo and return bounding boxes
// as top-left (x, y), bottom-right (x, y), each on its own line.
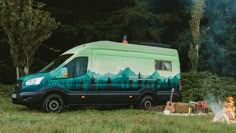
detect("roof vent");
top-left (122, 35), bottom-right (128, 44)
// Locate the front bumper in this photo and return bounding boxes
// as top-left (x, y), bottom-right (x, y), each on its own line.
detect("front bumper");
top-left (12, 91), bottom-right (43, 106)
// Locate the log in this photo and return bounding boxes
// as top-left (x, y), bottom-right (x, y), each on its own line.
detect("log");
top-left (174, 102), bottom-right (195, 113)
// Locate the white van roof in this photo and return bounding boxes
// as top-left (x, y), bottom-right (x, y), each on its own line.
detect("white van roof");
top-left (63, 41), bottom-right (178, 56)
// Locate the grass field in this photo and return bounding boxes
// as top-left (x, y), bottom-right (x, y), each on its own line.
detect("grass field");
top-left (1, 95), bottom-right (236, 133)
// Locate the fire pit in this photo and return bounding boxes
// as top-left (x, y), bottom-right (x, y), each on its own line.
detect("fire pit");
top-left (209, 96), bottom-right (236, 124)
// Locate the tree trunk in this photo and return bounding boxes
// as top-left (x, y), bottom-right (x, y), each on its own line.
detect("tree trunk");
top-left (16, 67), bottom-right (20, 79)
top-left (188, 44), bottom-right (199, 72)
top-left (24, 66), bottom-right (29, 75)
top-left (189, 0), bottom-right (205, 72)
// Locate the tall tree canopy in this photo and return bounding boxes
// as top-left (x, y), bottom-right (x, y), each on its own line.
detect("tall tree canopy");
top-left (0, 0), bottom-right (236, 83)
top-left (188, 0), bottom-right (205, 72)
top-left (0, 0), bottom-right (59, 78)
top-left (199, 0), bottom-right (236, 75)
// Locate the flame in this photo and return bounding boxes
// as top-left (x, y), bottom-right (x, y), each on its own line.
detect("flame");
top-left (224, 96), bottom-right (235, 120)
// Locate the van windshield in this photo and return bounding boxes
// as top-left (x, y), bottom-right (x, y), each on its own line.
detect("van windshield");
top-left (40, 54), bottom-right (73, 72)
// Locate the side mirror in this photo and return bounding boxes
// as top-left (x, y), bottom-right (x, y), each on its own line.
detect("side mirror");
top-left (62, 67), bottom-right (69, 78)
top-left (57, 67), bottom-right (68, 78)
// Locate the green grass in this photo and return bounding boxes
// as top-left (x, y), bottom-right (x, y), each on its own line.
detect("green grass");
top-left (1, 97), bottom-right (236, 133)
top-left (1, 84), bottom-right (236, 133)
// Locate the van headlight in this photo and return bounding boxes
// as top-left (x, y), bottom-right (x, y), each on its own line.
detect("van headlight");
top-left (25, 77), bottom-right (44, 86)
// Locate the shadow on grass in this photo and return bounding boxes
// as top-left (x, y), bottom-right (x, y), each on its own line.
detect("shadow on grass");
top-left (65, 105), bottom-right (134, 112)
top-left (7, 104), bottom-right (137, 113)
top-left (64, 105), bottom-right (165, 113)
top-left (8, 103), bottom-right (165, 114)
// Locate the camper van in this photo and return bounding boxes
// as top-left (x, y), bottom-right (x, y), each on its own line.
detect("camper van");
top-left (12, 41), bottom-right (182, 112)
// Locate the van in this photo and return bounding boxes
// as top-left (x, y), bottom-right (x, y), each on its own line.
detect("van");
top-left (12, 41), bottom-right (182, 112)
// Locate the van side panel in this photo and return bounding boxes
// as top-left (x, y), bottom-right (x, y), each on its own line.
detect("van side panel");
top-left (87, 49), bottom-right (181, 105)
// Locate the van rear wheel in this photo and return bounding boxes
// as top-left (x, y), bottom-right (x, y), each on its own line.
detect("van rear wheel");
top-left (140, 95), bottom-right (153, 109)
top-left (42, 94), bottom-right (64, 113)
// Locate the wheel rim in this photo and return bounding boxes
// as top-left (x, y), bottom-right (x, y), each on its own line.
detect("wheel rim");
top-left (46, 97), bottom-right (62, 112)
top-left (49, 100), bottom-right (59, 111)
top-left (144, 100), bottom-right (152, 108)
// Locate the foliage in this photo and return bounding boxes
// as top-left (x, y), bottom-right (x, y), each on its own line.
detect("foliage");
top-left (47, 0), bottom-right (181, 45)
top-left (190, 0), bottom-right (205, 48)
top-left (199, 0), bottom-right (236, 76)
top-left (181, 71), bottom-right (236, 102)
top-left (0, 84), bottom-right (13, 97)
top-left (0, 62), bottom-right (15, 84)
top-left (76, 0), bottom-right (163, 43)
top-left (0, 0), bottom-right (236, 83)
top-left (0, 31), bottom-right (16, 84)
top-left (173, 29), bottom-right (192, 72)
top-left (0, 0), bottom-right (59, 77)
top-left (109, 0), bottom-right (161, 43)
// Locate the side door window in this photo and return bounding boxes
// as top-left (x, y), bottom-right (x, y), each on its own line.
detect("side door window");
top-left (74, 57), bottom-right (88, 77)
top-left (65, 57), bottom-right (88, 78)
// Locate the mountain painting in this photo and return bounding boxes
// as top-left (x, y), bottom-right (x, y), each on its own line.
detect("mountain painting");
top-left (46, 67), bottom-right (180, 92)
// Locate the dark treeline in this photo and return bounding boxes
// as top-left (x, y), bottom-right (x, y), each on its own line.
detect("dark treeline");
top-left (0, 0), bottom-right (236, 84)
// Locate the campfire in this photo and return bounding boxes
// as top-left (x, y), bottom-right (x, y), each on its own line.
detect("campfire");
top-left (210, 96), bottom-right (236, 124)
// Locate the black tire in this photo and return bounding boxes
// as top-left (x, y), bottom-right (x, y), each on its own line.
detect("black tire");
top-left (41, 94), bottom-right (64, 113)
top-left (140, 95), bottom-right (153, 109)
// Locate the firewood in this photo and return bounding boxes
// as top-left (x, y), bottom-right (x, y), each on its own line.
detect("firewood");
top-left (174, 102), bottom-right (195, 113)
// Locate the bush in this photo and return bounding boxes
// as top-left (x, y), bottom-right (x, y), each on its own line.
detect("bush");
top-left (0, 84), bottom-right (13, 97)
top-left (181, 71), bottom-right (236, 102)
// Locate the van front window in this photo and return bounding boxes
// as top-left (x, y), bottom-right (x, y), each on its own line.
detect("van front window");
top-left (40, 54), bottom-right (73, 72)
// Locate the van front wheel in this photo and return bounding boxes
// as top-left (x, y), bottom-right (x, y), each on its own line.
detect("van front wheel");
top-left (42, 94), bottom-right (64, 113)
top-left (140, 95), bottom-right (153, 109)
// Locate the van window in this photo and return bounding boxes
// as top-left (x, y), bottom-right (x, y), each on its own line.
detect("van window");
top-left (65, 57), bottom-right (88, 78)
top-left (40, 54), bottom-right (73, 72)
top-left (74, 57), bottom-right (88, 77)
top-left (155, 60), bottom-right (172, 71)
top-left (65, 59), bottom-right (76, 78)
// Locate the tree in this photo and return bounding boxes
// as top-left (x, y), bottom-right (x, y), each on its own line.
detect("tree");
top-left (0, 0), bottom-right (59, 79)
top-left (189, 0), bottom-right (205, 72)
top-left (109, 0), bottom-right (161, 43)
top-left (199, 0), bottom-right (236, 76)
top-left (70, 0), bottom-right (162, 43)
